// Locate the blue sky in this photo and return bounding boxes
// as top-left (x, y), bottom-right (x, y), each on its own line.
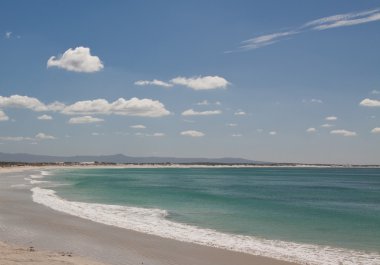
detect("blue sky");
top-left (1, 0), bottom-right (380, 164)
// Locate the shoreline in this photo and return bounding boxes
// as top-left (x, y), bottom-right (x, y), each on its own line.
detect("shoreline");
top-left (0, 167), bottom-right (296, 265)
top-left (1, 163), bottom-right (380, 173)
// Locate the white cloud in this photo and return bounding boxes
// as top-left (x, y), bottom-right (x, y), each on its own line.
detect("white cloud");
top-left (330, 129), bottom-right (357, 137)
top-left (321, 123), bottom-right (334, 128)
top-left (232, 133), bottom-right (242, 137)
top-left (91, 132), bottom-right (100, 136)
top-left (240, 31), bottom-right (298, 50)
top-left (68, 116), bottom-right (104, 124)
top-left (170, 76), bottom-right (229, 90)
top-left (325, 116), bottom-right (337, 121)
top-left (233, 8), bottom-right (380, 51)
top-left (371, 127), bottom-right (380, 134)
top-left (360, 98), bottom-right (380, 107)
top-left (371, 90), bottom-right (380, 94)
top-left (134, 132), bottom-right (165, 137)
top-left (130, 124), bottom-right (146, 129)
top-left (37, 114), bottom-right (53, 120)
top-left (152, 133), bottom-right (165, 137)
top-left (234, 111), bottom-right (246, 116)
top-left (0, 133), bottom-right (55, 141)
top-left (0, 95), bottom-right (53, 112)
top-left (134, 79), bottom-right (173, 88)
top-left (62, 97), bottom-right (170, 117)
top-left (303, 98), bottom-right (323, 104)
top-left (180, 130), bottom-right (205, 137)
top-left (0, 95), bottom-right (170, 118)
top-left (182, 109), bottom-right (222, 116)
top-left (0, 110), bottom-right (9, 121)
top-left (5, 32), bottom-right (12, 39)
top-left (196, 100), bottom-right (222, 106)
top-left (35, 133), bottom-right (56, 140)
top-left (307, 9), bottom-right (380, 30)
top-left (269, 131), bottom-right (277, 135)
top-left (47, 46), bottom-right (104, 73)
top-left (226, 123), bottom-right (237, 127)
top-left (311, 99), bottom-right (323, 104)
top-left (306, 127), bottom-right (316, 133)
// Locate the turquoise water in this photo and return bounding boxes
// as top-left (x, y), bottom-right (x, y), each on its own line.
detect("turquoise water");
top-left (45, 167), bottom-right (380, 253)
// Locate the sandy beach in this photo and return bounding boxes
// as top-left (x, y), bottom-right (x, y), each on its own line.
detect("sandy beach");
top-left (0, 166), bottom-right (297, 265)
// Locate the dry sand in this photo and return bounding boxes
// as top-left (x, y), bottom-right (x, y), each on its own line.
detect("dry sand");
top-left (0, 242), bottom-right (106, 265)
top-left (0, 166), bottom-right (298, 265)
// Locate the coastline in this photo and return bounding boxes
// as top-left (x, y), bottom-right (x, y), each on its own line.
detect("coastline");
top-left (0, 167), bottom-right (296, 265)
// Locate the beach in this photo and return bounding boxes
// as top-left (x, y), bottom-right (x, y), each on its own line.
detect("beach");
top-left (0, 166), bottom-right (296, 265)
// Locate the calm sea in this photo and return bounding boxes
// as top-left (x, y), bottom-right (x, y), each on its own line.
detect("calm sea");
top-left (32, 167), bottom-right (380, 264)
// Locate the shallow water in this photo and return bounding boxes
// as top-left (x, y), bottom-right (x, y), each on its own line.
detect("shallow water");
top-left (32, 167), bottom-right (380, 264)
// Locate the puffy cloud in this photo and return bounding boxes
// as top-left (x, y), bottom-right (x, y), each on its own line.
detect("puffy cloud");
top-left (5, 32), bottom-right (12, 39)
top-left (68, 116), bottom-right (104, 124)
top-left (360, 98), bottom-right (380, 107)
top-left (63, 97), bottom-right (170, 117)
top-left (306, 127), bottom-right (316, 133)
top-left (134, 79), bottom-right (173, 87)
top-left (181, 109), bottom-right (222, 116)
top-left (0, 95), bottom-right (170, 118)
top-left (170, 76), bottom-right (229, 90)
top-left (234, 111), bottom-right (246, 116)
top-left (371, 127), bottom-right (380, 134)
top-left (47, 46), bottom-right (104, 73)
top-left (371, 90), bottom-right (380, 94)
top-left (0, 110), bottom-right (9, 121)
top-left (330, 129), bottom-right (357, 137)
top-left (0, 95), bottom-right (65, 112)
top-left (232, 133), bottom-right (242, 137)
top-left (0, 95), bottom-right (50, 111)
top-left (130, 124), bottom-right (146, 129)
top-left (180, 130), bottom-right (205, 137)
top-left (35, 133), bottom-right (56, 140)
top-left (325, 116), bottom-right (337, 121)
top-left (37, 114), bottom-right (53, 120)
top-left (269, 131), bottom-right (277, 135)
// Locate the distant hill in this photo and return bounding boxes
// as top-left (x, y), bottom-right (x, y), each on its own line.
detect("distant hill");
top-left (0, 152), bottom-right (269, 164)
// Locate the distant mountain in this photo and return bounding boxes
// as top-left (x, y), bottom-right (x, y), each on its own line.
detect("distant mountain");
top-left (0, 152), bottom-right (269, 164)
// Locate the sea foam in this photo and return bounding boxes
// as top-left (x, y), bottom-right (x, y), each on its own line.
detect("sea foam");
top-left (31, 186), bottom-right (380, 265)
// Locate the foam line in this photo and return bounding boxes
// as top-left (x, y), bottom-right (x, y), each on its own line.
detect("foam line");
top-left (31, 187), bottom-right (380, 265)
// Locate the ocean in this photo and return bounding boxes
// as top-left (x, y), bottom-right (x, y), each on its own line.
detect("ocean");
top-left (30, 167), bottom-right (380, 265)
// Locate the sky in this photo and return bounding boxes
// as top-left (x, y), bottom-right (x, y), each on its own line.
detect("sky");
top-left (0, 0), bottom-right (380, 164)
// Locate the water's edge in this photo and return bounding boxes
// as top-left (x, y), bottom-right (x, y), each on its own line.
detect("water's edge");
top-left (28, 170), bottom-right (380, 265)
